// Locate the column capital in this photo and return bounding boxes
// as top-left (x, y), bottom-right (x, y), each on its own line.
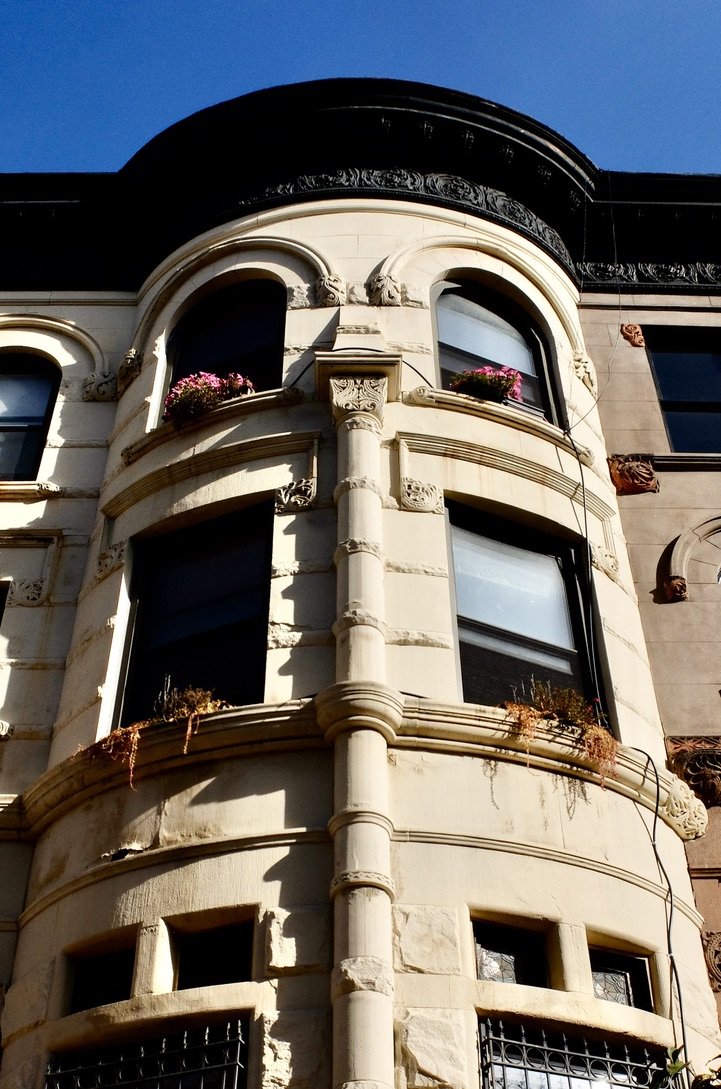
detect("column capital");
top-left (330, 376), bottom-right (387, 425)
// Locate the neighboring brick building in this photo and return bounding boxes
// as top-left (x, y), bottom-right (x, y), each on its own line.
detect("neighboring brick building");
top-left (1, 79), bottom-right (720, 1088)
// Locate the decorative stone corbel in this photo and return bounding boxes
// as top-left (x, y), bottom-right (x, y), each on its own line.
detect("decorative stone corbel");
top-left (663, 575), bottom-right (688, 602)
top-left (662, 773), bottom-right (707, 838)
top-left (572, 351), bottom-right (597, 395)
top-left (607, 454), bottom-right (659, 495)
top-left (314, 274), bottom-right (347, 307)
top-left (667, 736), bottom-right (721, 808)
top-left (96, 540), bottom-right (127, 580)
top-left (330, 376), bottom-right (387, 423)
top-left (620, 323), bottom-right (646, 347)
top-left (702, 932), bottom-right (721, 991)
top-left (367, 273), bottom-right (402, 306)
top-left (275, 478), bottom-right (316, 513)
top-left (116, 348), bottom-right (143, 395)
top-left (7, 578), bottom-right (48, 606)
top-left (82, 371), bottom-right (117, 402)
top-left (400, 478), bottom-right (444, 514)
top-left (590, 543), bottom-right (620, 582)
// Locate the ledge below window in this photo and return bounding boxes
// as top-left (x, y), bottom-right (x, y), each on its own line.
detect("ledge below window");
top-left (654, 453), bottom-right (721, 471)
top-left (122, 386), bottom-right (304, 467)
top-left (0, 481), bottom-right (62, 500)
top-left (404, 386), bottom-right (594, 466)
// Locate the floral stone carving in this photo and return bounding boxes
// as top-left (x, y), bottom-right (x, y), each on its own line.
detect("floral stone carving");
top-left (400, 479), bottom-right (444, 514)
top-left (275, 479), bottom-right (316, 513)
top-left (7, 578), bottom-right (48, 606)
top-left (117, 348), bottom-right (143, 395)
top-left (83, 371), bottom-right (117, 402)
top-left (620, 324), bottom-right (646, 347)
top-left (663, 575), bottom-right (688, 602)
top-left (368, 273), bottom-right (402, 307)
top-left (607, 454), bottom-right (659, 495)
top-left (314, 274), bottom-right (346, 307)
top-left (96, 541), bottom-right (127, 579)
top-left (667, 736), bottom-right (721, 808)
top-left (662, 774), bottom-right (707, 839)
top-left (702, 932), bottom-right (721, 991)
top-left (330, 377), bottom-right (387, 419)
top-left (572, 352), bottom-right (597, 394)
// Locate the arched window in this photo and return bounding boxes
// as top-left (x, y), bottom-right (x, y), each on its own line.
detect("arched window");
top-left (167, 279), bottom-right (286, 392)
top-left (119, 502), bottom-right (273, 727)
top-left (448, 503), bottom-right (592, 706)
top-left (0, 353), bottom-right (60, 481)
top-left (436, 283), bottom-right (555, 419)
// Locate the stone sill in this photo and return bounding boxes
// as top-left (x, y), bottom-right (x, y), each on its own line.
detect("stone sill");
top-left (404, 386), bottom-right (594, 467)
top-left (0, 481), bottom-right (62, 500)
top-left (121, 386), bottom-right (305, 466)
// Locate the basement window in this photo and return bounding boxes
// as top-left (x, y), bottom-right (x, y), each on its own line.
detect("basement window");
top-left (474, 921), bottom-right (547, 986)
top-left (46, 1019), bottom-right (249, 1089)
top-left (173, 921), bottom-right (253, 990)
top-left (590, 949), bottom-right (653, 1011)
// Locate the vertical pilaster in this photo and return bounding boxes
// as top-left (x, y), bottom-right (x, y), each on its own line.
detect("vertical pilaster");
top-left (317, 375), bottom-right (402, 1089)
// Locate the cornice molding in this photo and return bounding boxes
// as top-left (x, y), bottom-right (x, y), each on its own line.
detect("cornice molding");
top-left (580, 262), bottom-right (721, 291)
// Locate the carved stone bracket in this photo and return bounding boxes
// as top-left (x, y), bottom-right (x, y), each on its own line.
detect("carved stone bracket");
top-left (7, 578), bottom-right (48, 606)
top-left (620, 324), bottom-right (646, 347)
top-left (663, 575), bottom-right (688, 602)
top-left (275, 478), bottom-right (316, 513)
top-left (668, 736), bottom-right (721, 808)
top-left (590, 543), bottom-right (620, 582)
top-left (572, 351), bottom-right (597, 394)
top-left (662, 773), bottom-right (708, 838)
top-left (82, 371), bottom-right (117, 402)
top-left (330, 377), bottom-right (387, 422)
top-left (607, 454), bottom-right (659, 495)
top-left (368, 273), bottom-right (402, 306)
top-left (314, 274), bottom-right (347, 307)
top-left (702, 932), bottom-right (721, 991)
top-left (400, 478), bottom-right (444, 514)
top-left (117, 349), bottom-right (143, 396)
top-left (96, 540), bottom-right (127, 580)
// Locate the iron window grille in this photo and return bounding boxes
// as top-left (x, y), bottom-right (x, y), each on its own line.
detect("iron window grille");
top-left (45, 1018), bottom-right (248, 1088)
top-left (479, 1019), bottom-right (666, 1089)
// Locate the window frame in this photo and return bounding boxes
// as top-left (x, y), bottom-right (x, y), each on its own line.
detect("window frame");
top-left (644, 325), bottom-right (721, 453)
top-left (473, 920), bottom-right (548, 987)
top-left (117, 502), bottom-right (274, 728)
top-left (0, 351), bottom-right (60, 482)
top-left (166, 277), bottom-right (287, 396)
top-left (447, 502), bottom-right (596, 708)
top-left (433, 280), bottom-right (565, 427)
top-left (589, 947), bottom-right (654, 1012)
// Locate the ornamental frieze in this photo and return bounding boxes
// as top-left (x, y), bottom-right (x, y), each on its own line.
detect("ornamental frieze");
top-left (579, 262), bottom-right (721, 289)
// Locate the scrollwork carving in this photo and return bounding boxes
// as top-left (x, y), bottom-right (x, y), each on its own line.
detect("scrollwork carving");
top-left (702, 932), bottom-right (721, 991)
top-left (662, 774), bottom-right (707, 839)
top-left (607, 454), bottom-right (659, 495)
top-left (620, 324), bottom-right (646, 348)
top-left (82, 372), bottom-right (117, 402)
top-left (314, 274), bottom-right (346, 307)
top-left (275, 478), bottom-right (316, 513)
top-left (117, 349), bottom-right (142, 395)
top-left (96, 541), bottom-right (127, 579)
top-left (368, 273), bottom-right (402, 307)
top-left (330, 377), bottom-right (387, 420)
top-left (7, 578), bottom-right (48, 606)
top-left (579, 262), bottom-right (721, 288)
top-left (400, 478), bottom-right (444, 514)
top-left (664, 575), bottom-right (688, 602)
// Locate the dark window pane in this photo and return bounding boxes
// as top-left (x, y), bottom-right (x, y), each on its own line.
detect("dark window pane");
top-left (644, 326), bottom-right (721, 453)
top-left (121, 504), bottom-right (273, 725)
top-left (651, 350), bottom-right (721, 402)
top-left (175, 922), bottom-right (253, 990)
top-left (474, 923), bottom-right (547, 986)
top-left (169, 280), bottom-right (286, 391)
top-left (664, 410), bottom-right (721, 453)
top-left (69, 947), bottom-right (136, 1013)
top-left (589, 950), bottom-right (652, 1011)
top-left (0, 354), bottom-right (59, 481)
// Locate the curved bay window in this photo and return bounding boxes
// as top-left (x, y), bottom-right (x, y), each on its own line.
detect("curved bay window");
top-left (120, 503), bottom-right (273, 726)
top-left (436, 283), bottom-right (556, 420)
top-left (449, 504), bottom-right (590, 706)
top-left (0, 353), bottom-right (60, 481)
top-left (167, 279), bottom-right (286, 392)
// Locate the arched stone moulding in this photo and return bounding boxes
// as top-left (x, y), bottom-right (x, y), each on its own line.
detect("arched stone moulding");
top-left (665, 516), bottom-right (721, 602)
top-left (0, 315), bottom-right (106, 383)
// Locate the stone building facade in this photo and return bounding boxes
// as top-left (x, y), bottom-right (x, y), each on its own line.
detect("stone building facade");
top-left (0, 79), bottom-right (720, 1087)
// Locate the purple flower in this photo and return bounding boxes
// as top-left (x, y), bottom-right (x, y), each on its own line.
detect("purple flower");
top-left (163, 371), bottom-right (255, 424)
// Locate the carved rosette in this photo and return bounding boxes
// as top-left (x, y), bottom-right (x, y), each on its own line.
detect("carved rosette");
top-left (7, 578), bottom-right (48, 606)
top-left (702, 932), bottom-right (721, 991)
top-left (368, 273), bottom-right (402, 307)
top-left (572, 352), bottom-right (597, 394)
top-left (82, 372), bottom-right (117, 402)
top-left (607, 454), bottom-right (659, 495)
top-left (330, 377), bottom-right (387, 422)
top-left (275, 478), bottom-right (316, 513)
top-left (620, 324), bottom-right (646, 348)
top-left (117, 349), bottom-right (143, 395)
top-left (667, 736), bottom-right (721, 807)
top-left (662, 775), bottom-right (707, 839)
top-left (664, 575), bottom-right (688, 602)
top-left (96, 541), bottom-right (127, 579)
top-left (400, 479), bottom-right (444, 514)
top-left (314, 274), bottom-right (347, 307)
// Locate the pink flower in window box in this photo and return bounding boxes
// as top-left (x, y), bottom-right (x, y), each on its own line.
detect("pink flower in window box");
top-left (449, 366), bottom-right (522, 403)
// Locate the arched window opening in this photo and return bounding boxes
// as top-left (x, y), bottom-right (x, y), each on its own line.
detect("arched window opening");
top-left (0, 352), bottom-right (60, 481)
top-left (167, 279), bottom-right (286, 393)
top-left (448, 503), bottom-right (592, 707)
top-left (436, 283), bottom-right (555, 420)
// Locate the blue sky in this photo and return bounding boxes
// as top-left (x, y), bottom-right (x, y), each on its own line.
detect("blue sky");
top-left (2, 0), bottom-right (720, 175)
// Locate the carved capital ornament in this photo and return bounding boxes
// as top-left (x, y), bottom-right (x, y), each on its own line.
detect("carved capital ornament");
top-left (330, 377), bottom-right (387, 422)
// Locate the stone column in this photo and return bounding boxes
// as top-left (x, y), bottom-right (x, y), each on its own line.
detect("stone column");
top-left (316, 375), bottom-right (402, 1089)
